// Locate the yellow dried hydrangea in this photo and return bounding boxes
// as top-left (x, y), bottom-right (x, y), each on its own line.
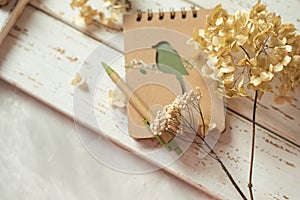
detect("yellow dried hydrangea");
top-left (71, 0), bottom-right (131, 27)
top-left (192, 0), bottom-right (300, 103)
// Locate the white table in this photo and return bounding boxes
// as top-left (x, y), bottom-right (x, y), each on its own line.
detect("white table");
top-left (1, 0), bottom-right (299, 199)
top-left (0, 80), bottom-right (213, 200)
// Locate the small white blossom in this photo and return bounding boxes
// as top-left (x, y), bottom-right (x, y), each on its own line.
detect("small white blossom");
top-left (150, 89), bottom-right (204, 137)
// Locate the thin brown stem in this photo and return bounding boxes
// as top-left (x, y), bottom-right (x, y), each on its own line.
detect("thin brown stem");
top-left (198, 106), bottom-right (247, 200)
top-left (239, 45), bottom-right (251, 60)
top-left (210, 150), bottom-right (248, 200)
top-left (248, 90), bottom-right (258, 200)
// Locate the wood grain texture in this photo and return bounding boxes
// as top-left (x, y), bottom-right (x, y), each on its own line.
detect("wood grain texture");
top-left (0, 0), bottom-right (30, 46)
top-left (227, 92), bottom-right (300, 147)
top-left (0, 4), bottom-right (299, 199)
top-left (0, 5), bottom-right (99, 116)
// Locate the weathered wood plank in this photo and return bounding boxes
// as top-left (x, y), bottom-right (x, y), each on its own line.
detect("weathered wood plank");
top-left (0, 0), bottom-right (30, 46)
top-left (0, 6), bottom-right (99, 116)
top-left (29, 0), bottom-right (120, 48)
top-left (29, 0), bottom-right (194, 51)
top-left (185, 0), bottom-right (300, 30)
top-left (0, 6), bottom-right (299, 199)
top-left (227, 92), bottom-right (300, 147)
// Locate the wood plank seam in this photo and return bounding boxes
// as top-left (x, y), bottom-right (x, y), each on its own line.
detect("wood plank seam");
top-left (227, 107), bottom-right (300, 148)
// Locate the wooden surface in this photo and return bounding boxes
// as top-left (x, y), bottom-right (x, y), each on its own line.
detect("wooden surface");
top-left (0, 0), bottom-right (299, 199)
top-left (0, 0), bottom-right (30, 46)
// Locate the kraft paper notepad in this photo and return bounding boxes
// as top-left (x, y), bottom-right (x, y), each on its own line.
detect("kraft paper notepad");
top-left (123, 9), bottom-right (225, 139)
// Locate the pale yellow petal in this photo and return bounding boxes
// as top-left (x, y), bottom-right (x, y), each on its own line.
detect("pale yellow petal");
top-left (237, 75), bottom-right (244, 88)
top-left (281, 37), bottom-right (287, 44)
top-left (273, 63), bottom-right (283, 72)
top-left (250, 76), bottom-right (262, 86)
top-left (198, 29), bottom-right (205, 37)
top-left (282, 55), bottom-right (291, 66)
top-left (285, 45), bottom-right (292, 52)
top-left (236, 35), bottom-right (248, 45)
top-left (71, 72), bottom-right (86, 87)
top-left (216, 17), bottom-right (223, 25)
top-left (212, 36), bottom-right (220, 46)
top-left (269, 64), bottom-right (274, 71)
top-left (260, 71), bottom-right (274, 81)
top-left (220, 66), bottom-right (235, 73)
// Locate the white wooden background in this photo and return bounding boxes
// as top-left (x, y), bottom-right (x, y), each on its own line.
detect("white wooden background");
top-left (0, 0), bottom-right (299, 199)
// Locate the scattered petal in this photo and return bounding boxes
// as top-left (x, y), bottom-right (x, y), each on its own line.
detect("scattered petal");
top-left (260, 71), bottom-right (274, 81)
top-left (273, 63), bottom-right (283, 72)
top-left (71, 72), bottom-right (86, 87)
top-left (107, 90), bottom-right (126, 108)
top-left (250, 76), bottom-right (262, 86)
top-left (282, 55), bottom-right (291, 66)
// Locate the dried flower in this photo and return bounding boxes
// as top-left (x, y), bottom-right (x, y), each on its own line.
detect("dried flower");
top-left (191, 2), bottom-right (300, 199)
top-left (150, 88), bottom-right (215, 138)
top-left (71, 0), bottom-right (131, 27)
top-left (191, 0), bottom-right (300, 103)
top-left (71, 72), bottom-right (86, 88)
top-left (107, 89), bottom-right (126, 108)
top-left (150, 88), bottom-right (245, 198)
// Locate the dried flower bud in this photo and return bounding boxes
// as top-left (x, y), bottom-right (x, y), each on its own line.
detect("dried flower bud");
top-left (150, 89), bottom-right (213, 138)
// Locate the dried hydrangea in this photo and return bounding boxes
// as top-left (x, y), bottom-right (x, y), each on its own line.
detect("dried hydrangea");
top-left (150, 88), bottom-right (215, 138)
top-left (71, 0), bottom-right (131, 27)
top-left (192, 0), bottom-right (300, 103)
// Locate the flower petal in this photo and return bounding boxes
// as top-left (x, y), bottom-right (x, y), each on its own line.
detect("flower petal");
top-left (220, 66), bottom-right (235, 73)
top-left (260, 71), bottom-right (274, 81)
top-left (250, 76), bottom-right (262, 86)
top-left (236, 35), bottom-right (247, 45)
top-left (285, 45), bottom-right (292, 52)
top-left (273, 63), bottom-right (283, 72)
top-left (282, 55), bottom-right (291, 66)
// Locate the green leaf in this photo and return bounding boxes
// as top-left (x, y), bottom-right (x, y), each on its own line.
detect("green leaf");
top-left (140, 69), bottom-right (147, 75)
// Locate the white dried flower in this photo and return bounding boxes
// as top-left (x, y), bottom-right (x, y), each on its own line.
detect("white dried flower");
top-left (151, 89), bottom-right (205, 137)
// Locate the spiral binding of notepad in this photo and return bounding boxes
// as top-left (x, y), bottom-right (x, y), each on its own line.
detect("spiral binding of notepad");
top-left (135, 7), bottom-right (199, 22)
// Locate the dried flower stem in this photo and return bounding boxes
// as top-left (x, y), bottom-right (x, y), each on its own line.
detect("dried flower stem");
top-left (177, 123), bottom-right (247, 200)
top-left (197, 111), bottom-right (247, 200)
top-left (248, 90), bottom-right (258, 200)
top-left (215, 153), bottom-right (248, 200)
top-left (239, 45), bottom-right (251, 60)
top-left (152, 89), bottom-right (247, 199)
top-left (188, 135), bottom-right (248, 200)
top-left (185, 98), bottom-right (247, 199)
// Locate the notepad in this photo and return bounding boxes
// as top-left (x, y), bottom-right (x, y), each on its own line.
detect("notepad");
top-left (123, 9), bottom-right (225, 139)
